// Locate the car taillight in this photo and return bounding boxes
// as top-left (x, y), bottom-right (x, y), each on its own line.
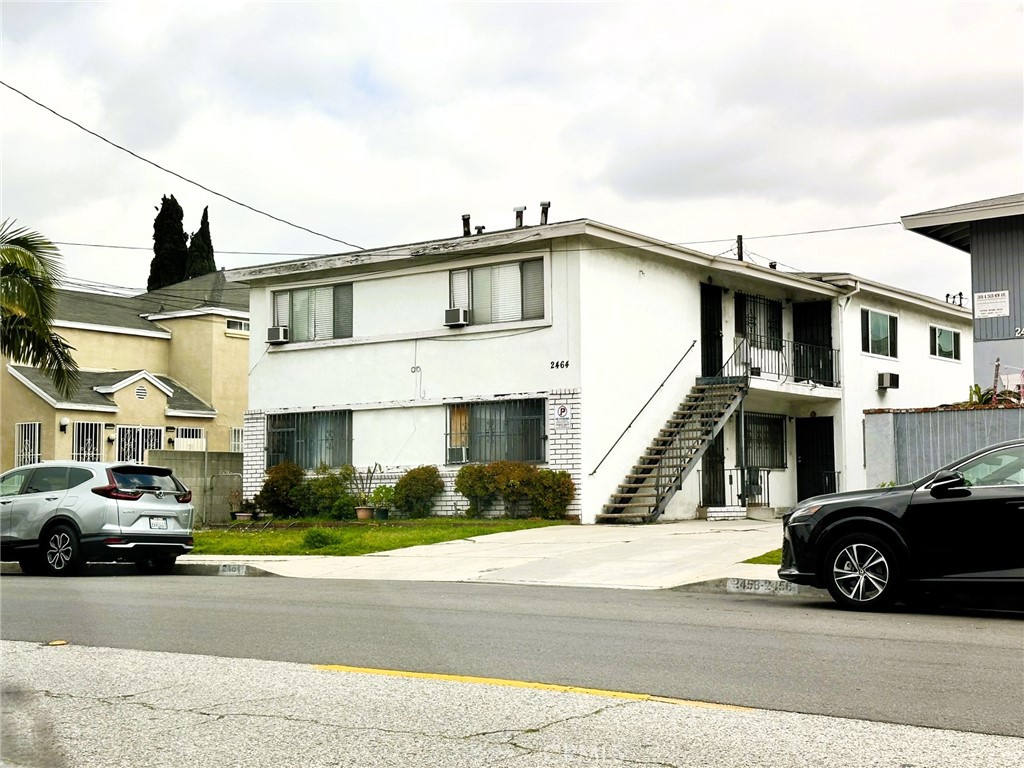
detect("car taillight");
top-left (92, 484), bottom-right (143, 501)
top-left (176, 489), bottom-right (192, 503)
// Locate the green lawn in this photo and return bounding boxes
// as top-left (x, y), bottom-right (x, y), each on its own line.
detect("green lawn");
top-left (743, 548), bottom-right (782, 565)
top-left (193, 518), bottom-right (568, 557)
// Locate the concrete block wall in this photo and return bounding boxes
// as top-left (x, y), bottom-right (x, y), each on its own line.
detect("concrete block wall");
top-left (147, 449), bottom-right (243, 525)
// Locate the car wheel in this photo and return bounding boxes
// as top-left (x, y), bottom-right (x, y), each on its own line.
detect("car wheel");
top-left (824, 533), bottom-right (900, 611)
top-left (18, 554), bottom-right (45, 576)
top-left (42, 525), bottom-right (83, 576)
top-left (135, 556), bottom-right (177, 575)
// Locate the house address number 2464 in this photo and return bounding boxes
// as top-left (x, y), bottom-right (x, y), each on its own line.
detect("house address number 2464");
top-left (550, 360), bottom-right (570, 369)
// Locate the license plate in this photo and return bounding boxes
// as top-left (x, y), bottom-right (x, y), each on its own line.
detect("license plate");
top-left (149, 517), bottom-right (168, 530)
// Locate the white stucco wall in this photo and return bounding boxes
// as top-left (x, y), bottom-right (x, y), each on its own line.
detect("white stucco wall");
top-left (837, 288), bottom-right (974, 491)
top-left (576, 237), bottom-right (707, 521)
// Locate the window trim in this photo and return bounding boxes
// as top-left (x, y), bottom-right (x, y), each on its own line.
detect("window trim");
top-left (860, 308), bottom-right (899, 359)
top-left (928, 324), bottom-right (961, 361)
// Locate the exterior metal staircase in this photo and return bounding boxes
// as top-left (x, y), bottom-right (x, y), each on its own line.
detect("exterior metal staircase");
top-left (596, 376), bottom-right (748, 523)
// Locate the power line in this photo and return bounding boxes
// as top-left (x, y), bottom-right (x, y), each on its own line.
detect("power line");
top-left (50, 219), bottom-right (904, 260)
top-left (54, 240), bottom-right (330, 257)
top-left (684, 219), bottom-right (901, 243)
top-left (1, 79), bottom-right (363, 250)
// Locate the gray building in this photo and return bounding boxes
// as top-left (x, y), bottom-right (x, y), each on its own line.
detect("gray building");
top-left (901, 194), bottom-right (1024, 389)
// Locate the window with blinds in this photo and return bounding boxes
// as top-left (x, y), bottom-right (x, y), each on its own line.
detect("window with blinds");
top-left (272, 283), bottom-right (353, 342)
top-left (450, 259), bottom-right (544, 325)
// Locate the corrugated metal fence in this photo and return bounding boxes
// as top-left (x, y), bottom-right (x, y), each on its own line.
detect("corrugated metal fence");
top-left (866, 408), bottom-right (1024, 485)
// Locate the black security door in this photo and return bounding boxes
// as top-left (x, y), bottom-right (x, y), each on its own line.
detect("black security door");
top-left (701, 282), bottom-right (724, 376)
top-left (793, 301), bottom-right (835, 385)
top-left (795, 417), bottom-right (836, 501)
top-left (701, 431), bottom-right (726, 506)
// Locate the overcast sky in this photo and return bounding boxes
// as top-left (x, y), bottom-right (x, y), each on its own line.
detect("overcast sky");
top-left (2, 1), bottom-right (1021, 304)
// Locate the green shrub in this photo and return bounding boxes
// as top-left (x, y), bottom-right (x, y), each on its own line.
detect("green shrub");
top-left (369, 484), bottom-right (395, 511)
top-left (289, 464), bottom-right (357, 519)
top-left (394, 465), bottom-right (444, 518)
top-left (302, 527), bottom-right (342, 550)
top-left (527, 469), bottom-right (576, 519)
top-left (253, 461), bottom-right (306, 518)
top-left (488, 461), bottom-right (539, 517)
top-left (454, 464), bottom-right (497, 517)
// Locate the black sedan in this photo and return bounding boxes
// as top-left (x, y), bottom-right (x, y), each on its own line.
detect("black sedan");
top-left (779, 439), bottom-right (1024, 610)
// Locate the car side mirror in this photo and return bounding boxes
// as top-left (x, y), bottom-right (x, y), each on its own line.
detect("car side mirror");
top-left (930, 470), bottom-right (967, 497)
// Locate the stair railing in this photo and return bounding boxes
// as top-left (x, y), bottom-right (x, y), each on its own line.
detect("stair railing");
top-left (653, 339), bottom-right (751, 514)
top-left (588, 340), bottom-right (697, 477)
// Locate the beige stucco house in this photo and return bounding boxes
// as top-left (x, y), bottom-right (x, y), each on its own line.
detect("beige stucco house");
top-left (1, 270), bottom-right (249, 471)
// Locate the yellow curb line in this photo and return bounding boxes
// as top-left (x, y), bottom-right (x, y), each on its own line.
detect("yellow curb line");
top-left (313, 664), bottom-right (753, 712)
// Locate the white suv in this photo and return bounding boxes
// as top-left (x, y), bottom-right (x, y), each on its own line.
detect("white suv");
top-left (0, 462), bottom-right (194, 576)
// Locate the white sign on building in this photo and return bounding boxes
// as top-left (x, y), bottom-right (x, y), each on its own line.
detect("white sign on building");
top-left (974, 290), bottom-right (1010, 319)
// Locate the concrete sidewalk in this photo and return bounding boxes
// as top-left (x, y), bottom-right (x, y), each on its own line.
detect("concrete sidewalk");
top-left (176, 519), bottom-right (820, 596)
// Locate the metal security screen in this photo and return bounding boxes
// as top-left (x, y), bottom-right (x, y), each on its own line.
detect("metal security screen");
top-left (447, 399), bottom-right (545, 463)
top-left (735, 293), bottom-right (783, 351)
top-left (266, 410), bottom-right (352, 469)
top-left (740, 412), bottom-right (787, 469)
top-left (14, 422), bottom-right (41, 466)
top-left (117, 426), bottom-right (162, 463)
top-left (72, 422), bottom-right (103, 461)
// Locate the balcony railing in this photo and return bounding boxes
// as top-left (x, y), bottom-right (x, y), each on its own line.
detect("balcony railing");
top-left (698, 467), bottom-right (772, 507)
top-left (741, 336), bottom-right (840, 387)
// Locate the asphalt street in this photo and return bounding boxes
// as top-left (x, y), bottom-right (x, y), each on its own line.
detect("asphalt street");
top-left (2, 575), bottom-right (1022, 743)
top-left (3, 639), bottom-right (1022, 768)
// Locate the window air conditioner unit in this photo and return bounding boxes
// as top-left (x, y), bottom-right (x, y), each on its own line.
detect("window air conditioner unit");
top-left (444, 307), bottom-right (469, 327)
top-left (447, 446), bottom-right (469, 464)
top-left (877, 372), bottom-right (900, 389)
top-left (267, 326), bottom-right (289, 344)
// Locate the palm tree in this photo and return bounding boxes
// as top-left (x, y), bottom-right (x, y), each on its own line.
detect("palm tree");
top-left (1, 219), bottom-right (79, 399)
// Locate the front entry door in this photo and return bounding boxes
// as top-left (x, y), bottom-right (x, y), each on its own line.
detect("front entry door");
top-left (793, 301), bottom-right (835, 385)
top-left (701, 431), bottom-right (726, 506)
top-left (700, 282), bottom-right (724, 377)
top-left (795, 417), bottom-right (836, 501)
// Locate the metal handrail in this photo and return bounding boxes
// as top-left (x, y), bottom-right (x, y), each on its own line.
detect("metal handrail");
top-left (652, 340), bottom-right (751, 512)
top-left (588, 340), bottom-right (697, 476)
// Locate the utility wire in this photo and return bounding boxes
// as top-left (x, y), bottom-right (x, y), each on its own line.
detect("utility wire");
top-left (50, 219), bottom-right (904, 260)
top-left (684, 221), bottom-right (901, 244)
top-left (1, 79), bottom-right (363, 250)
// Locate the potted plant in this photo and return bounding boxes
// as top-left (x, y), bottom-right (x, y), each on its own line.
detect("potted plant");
top-left (369, 484), bottom-right (395, 520)
top-left (352, 463), bottom-right (381, 521)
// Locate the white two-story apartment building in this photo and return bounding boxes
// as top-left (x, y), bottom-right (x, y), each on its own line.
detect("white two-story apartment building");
top-left (226, 213), bottom-right (972, 523)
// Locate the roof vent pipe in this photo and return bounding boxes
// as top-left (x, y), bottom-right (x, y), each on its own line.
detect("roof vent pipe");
top-left (475, 226), bottom-right (486, 235)
top-left (540, 201), bottom-right (551, 225)
top-left (514, 206), bottom-right (526, 228)
top-left (462, 214), bottom-right (471, 237)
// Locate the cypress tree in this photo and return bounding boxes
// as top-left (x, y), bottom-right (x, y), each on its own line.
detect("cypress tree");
top-left (184, 206), bottom-right (217, 279)
top-left (148, 195), bottom-right (188, 290)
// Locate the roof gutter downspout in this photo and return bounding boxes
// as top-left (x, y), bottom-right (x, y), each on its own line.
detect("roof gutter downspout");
top-left (838, 280), bottom-right (862, 492)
